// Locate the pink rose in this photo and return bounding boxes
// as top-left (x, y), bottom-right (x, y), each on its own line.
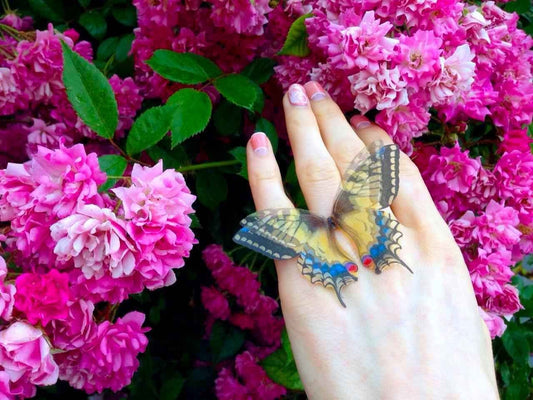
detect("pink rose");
top-left (14, 269), bottom-right (70, 326)
top-left (0, 321), bottom-right (59, 386)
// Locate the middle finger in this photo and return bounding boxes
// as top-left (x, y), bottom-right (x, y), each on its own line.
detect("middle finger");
top-left (283, 84), bottom-right (341, 217)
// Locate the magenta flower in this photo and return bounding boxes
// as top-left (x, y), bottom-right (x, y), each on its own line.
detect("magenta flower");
top-left (0, 321), bottom-right (59, 386)
top-left (51, 205), bottom-right (137, 279)
top-left (47, 299), bottom-right (97, 351)
top-left (14, 269), bottom-right (70, 327)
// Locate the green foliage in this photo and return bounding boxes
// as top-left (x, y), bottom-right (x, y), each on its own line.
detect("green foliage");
top-left (209, 321), bottom-right (246, 363)
top-left (278, 13), bottom-right (313, 57)
top-left (98, 154), bottom-right (128, 192)
top-left (147, 50), bottom-right (222, 84)
top-left (242, 57), bottom-right (277, 84)
top-left (262, 328), bottom-right (304, 391)
top-left (494, 275), bottom-right (533, 399)
top-left (28, 0), bottom-right (65, 22)
top-left (214, 74), bottom-right (262, 111)
top-left (79, 10), bottom-right (107, 40)
top-left (229, 147), bottom-right (248, 179)
top-left (213, 100), bottom-right (242, 136)
top-left (196, 170), bottom-right (228, 211)
top-left (61, 41), bottom-right (118, 139)
top-left (126, 106), bottom-right (171, 155)
top-left (167, 89), bottom-right (213, 148)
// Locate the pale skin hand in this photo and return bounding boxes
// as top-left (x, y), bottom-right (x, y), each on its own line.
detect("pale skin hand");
top-left (245, 82), bottom-right (499, 399)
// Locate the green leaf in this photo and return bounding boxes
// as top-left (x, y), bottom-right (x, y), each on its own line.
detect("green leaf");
top-left (166, 89), bottom-right (212, 148)
top-left (146, 144), bottom-right (188, 170)
top-left (251, 84), bottom-right (265, 113)
top-left (229, 147), bottom-right (247, 179)
top-left (209, 321), bottom-right (245, 363)
top-left (255, 118), bottom-right (278, 153)
top-left (97, 37), bottom-right (119, 60)
top-left (126, 106), bottom-right (171, 155)
top-left (61, 41), bottom-right (118, 139)
top-left (160, 372), bottom-right (185, 400)
top-left (116, 34), bottom-right (135, 62)
top-left (78, 0), bottom-right (91, 7)
top-left (281, 328), bottom-right (294, 361)
top-left (196, 170), bottom-right (228, 211)
top-left (28, 0), bottom-right (65, 22)
top-left (98, 155), bottom-right (127, 192)
top-left (505, 382), bottom-right (530, 400)
top-left (504, 0), bottom-right (531, 13)
top-left (522, 254), bottom-right (533, 273)
top-left (112, 6), bottom-right (137, 26)
top-left (261, 349), bottom-right (304, 391)
top-left (213, 100), bottom-right (242, 136)
top-left (278, 13), bottom-right (313, 57)
top-left (214, 74), bottom-right (260, 111)
top-left (79, 10), bottom-right (108, 40)
top-left (502, 324), bottom-right (530, 364)
top-left (242, 58), bottom-right (276, 84)
top-left (147, 50), bottom-right (222, 84)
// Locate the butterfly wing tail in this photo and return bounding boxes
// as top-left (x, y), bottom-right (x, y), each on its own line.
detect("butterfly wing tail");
top-left (371, 210), bottom-right (412, 274)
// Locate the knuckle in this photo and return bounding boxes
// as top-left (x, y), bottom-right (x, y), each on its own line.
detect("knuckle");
top-left (298, 158), bottom-right (339, 185)
top-left (250, 167), bottom-right (278, 184)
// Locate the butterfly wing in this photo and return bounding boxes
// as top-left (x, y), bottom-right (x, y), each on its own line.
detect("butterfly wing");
top-left (233, 208), bottom-right (324, 259)
top-left (233, 208), bottom-right (357, 306)
top-left (334, 142), bottom-right (410, 274)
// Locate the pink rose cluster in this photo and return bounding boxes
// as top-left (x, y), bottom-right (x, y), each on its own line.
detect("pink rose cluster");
top-left (202, 245), bottom-right (286, 400)
top-left (0, 141), bottom-right (197, 396)
top-left (130, 0), bottom-right (275, 100)
top-left (274, 1), bottom-right (533, 154)
top-left (0, 15), bottom-right (142, 167)
top-left (414, 144), bottom-right (533, 337)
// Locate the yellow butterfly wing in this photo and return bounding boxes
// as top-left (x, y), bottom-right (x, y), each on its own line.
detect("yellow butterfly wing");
top-left (334, 143), bottom-right (411, 273)
top-left (233, 209), bottom-right (357, 306)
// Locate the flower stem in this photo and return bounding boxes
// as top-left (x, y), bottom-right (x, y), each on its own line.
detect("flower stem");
top-left (177, 159), bottom-right (240, 173)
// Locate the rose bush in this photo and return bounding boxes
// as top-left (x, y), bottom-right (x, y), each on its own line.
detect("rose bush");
top-left (0, 0), bottom-right (531, 398)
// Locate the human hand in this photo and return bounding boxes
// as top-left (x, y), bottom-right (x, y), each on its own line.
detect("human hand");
top-left (244, 82), bottom-right (499, 399)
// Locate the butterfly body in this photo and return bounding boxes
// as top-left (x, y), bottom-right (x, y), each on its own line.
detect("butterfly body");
top-left (233, 142), bottom-right (411, 306)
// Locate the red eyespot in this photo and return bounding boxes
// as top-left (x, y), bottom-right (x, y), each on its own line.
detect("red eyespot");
top-left (362, 256), bottom-right (373, 267)
top-left (348, 263), bottom-right (358, 273)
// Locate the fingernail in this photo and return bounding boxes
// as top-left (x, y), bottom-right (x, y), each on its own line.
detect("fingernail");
top-left (304, 81), bottom-right (327, 101)
top-left (250, 132), bottom-right (269, 156)
top-left (350, 115), bottom-right (371, 130)
top-left (288, 84), bottom-right (309, 106)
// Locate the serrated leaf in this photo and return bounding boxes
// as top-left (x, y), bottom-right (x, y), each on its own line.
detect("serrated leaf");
top-left (112, 6), bottom-right (137, 26)
top-left (28, 0), bottom-right (65, 21)
top-left (116, 34), bottom-right (134, 62)
top-left (255, 118), bottom-right (278, 153)
top-left (166, 89), bottom-right (212, 148)
top-left (214, 100), bottom-right (242, 136)
top-left (214, 74), bottom-right (260, 111)
top-left (242, 58), bottom-right (276, 84)
top-left (97, 37), bottom-right (119, 60)
top-left (209, 321), bottom-right (245, 363)
top-left (196, 170), bottom-right (227, 211)
top-left (98, 154), bottom-right (127, 192)
top-left (61, 41), bottom-right (118, 139)
top-left (261, 348), bottom-right (304, 391)
top-left (126, 106), bottom-right (171, 155)
top-left (147, 50), bottom-right (221, 84)
top-left (79, 10), bottom-right (107, 40)
top-left (229, 147), bottom-right (247, 179)
top-left (278, 13), bottom-right (313, 57)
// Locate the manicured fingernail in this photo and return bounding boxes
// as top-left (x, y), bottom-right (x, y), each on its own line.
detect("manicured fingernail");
top-left (250, 132), bottom-right (269, 156)
top-left (304, 81), bottom-right (327, 101)
top-left (350, 115), bottom-right (371, 130)
top-left (288, 84), bottom-right (309, 106)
